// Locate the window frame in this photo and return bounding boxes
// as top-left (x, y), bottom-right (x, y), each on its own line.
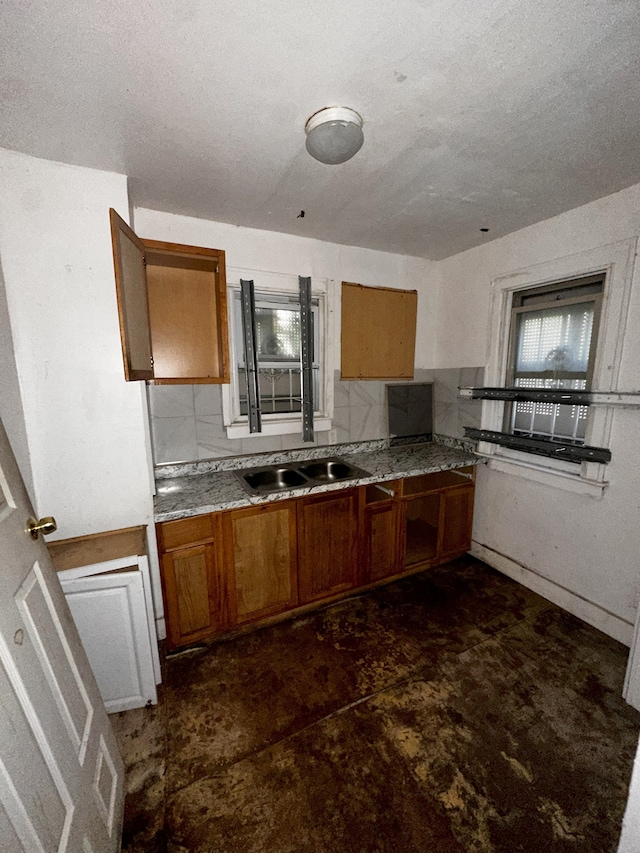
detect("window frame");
top-left (480, 239), bottom-right (636, 494)
top-left (221, 270), bottom-right (334, 439)
top-left (502, 274), bottom-right (604, 443)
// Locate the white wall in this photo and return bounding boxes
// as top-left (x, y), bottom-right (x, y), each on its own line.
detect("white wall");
top-left (0, 260), bottom-right (33, 500)
top-left (132, 208), bottom-right (437, 369)
top-left (0, 149), bottom-right (155, 542)
top-left (434, 183), bottom-right (640, 643)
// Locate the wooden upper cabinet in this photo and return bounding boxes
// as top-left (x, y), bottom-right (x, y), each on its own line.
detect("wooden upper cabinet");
top-left (109, 208), bottom-right (230, 384)
top-left (341, 282), bottom-right (417, 380)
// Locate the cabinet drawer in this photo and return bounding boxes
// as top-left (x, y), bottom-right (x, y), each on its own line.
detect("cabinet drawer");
top-left (159, 514), bottom-right (215, 551)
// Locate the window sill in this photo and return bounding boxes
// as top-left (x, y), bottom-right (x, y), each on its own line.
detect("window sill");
top-left (225, 416), bottom-right (332, 440)
top-left (477, 444), bottom-right (607, 497)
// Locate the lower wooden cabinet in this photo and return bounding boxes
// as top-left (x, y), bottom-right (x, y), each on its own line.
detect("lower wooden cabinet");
top-left (297, 489), bottom-right (360, 603)
top-left (440, 485), bottom-right (474, 559)
top-left (223, 501), bottom-right (298, 624)
top-left (401, 468), bottom-right (475, 569)
top-left (403, 492), bottom-right (441, 567)
top-left (156, 466), bottom-right (476, 649)
top-left (362, 483), bottom-right (402, 583)
top-left (157, 514), bottom-right (229, 650)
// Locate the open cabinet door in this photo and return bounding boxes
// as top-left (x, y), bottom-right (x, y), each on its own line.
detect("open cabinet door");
top-left (109, 208), bottom-right (154, 381)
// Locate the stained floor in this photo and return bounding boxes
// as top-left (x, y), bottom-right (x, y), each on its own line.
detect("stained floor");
top-left (111, 557), bottom-right (640, 853)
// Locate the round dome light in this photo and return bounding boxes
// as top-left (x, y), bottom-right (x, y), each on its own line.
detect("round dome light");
top-left (304, 107), bottom-right (364, 165)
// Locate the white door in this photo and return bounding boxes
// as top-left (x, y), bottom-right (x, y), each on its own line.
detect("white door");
top-left (0, 417), bottom-right (124, 853)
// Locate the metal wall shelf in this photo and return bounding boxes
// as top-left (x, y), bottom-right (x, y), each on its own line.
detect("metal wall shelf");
top-left (464, 428), bottom-right (611, 464)
top-left (459, 387), bottom-right (640, 406)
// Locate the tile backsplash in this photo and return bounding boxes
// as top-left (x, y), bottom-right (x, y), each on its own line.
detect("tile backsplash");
top-left (433, 366), bottom-right (484, 440)
top-left (148, 367), bottom-right (484, 464)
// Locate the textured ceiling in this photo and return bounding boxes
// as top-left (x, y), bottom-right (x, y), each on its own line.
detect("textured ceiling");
top-left (2, 0), bottom-right (640, 260)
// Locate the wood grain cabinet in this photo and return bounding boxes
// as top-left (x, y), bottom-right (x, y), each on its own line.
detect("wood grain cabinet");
top-left (362, 482), bottom-right (402, 583)
top-left (341, 282), bottom-right (417, 380)
top-left (297, 488), bottom-right (360, 604)
top-left (156, 514), bottom-right (230, 650)
top-left (440, 485), bottom-right (475, 559)
top-left (401, 467), bottom-right (475, 570)
top-left (223, 501), bottom-right (298, 624)
top-left (110, 208), bottom-right (230, 384)
top-left (156, 468), bottom-right (475, 649)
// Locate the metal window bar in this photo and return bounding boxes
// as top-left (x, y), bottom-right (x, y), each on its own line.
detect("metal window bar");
top-left (240, 279), bottom-right (262, 433)
top-left (464, 386), bottom-right (594, 404)
top-left (464, 428), bottom-right (611, 464)
top-left (299, 276), bottom-right (314, 442)
top-left (238, 366), bottom-right (322, 415)
top-left (509, 377), bottom-right (588, 443)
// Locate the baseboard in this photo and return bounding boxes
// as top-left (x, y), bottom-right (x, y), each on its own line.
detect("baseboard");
top-left (470, 540), bottom-right (633, 646)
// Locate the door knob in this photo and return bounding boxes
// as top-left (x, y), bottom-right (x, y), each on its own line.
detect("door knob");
top-left (26, 516), bottom-right (57, 540)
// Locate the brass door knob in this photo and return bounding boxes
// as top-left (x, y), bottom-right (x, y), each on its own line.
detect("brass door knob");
top-left (26, 516), bottom-right (57, 540)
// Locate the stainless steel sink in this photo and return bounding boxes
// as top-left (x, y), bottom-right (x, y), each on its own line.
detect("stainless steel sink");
top-left (238, 466), bottom-right (308, 495)
top-left (297, 458), bottom-right (368, 483)
top-left (235, 457), bottom-right (370, 496)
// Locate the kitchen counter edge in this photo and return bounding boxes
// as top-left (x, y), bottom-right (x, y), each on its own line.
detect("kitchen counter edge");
top-left (154, 442), bottom-right (480, 524)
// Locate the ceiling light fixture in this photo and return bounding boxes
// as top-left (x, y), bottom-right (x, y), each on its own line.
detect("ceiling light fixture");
top-left (304, 107), bottom-right (364, 165)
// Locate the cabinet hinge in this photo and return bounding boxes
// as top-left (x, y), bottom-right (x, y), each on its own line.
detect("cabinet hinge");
top-left (150, 355), bottom-right (154, 367)
top-left (142, 255), bottom-right (147, 267)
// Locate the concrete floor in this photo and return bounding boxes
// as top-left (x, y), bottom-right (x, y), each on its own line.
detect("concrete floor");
top-left (111, 557), bottom-right (640, 853)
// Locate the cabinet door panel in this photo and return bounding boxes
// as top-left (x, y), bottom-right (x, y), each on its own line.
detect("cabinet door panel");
top-left (225, 503), bottom-right (297, 623)
top-left (341, 282), bottom-right (417, 380)
top-left (60, 571), bottom-right (157, 712)
top-left (109, 208), bottom-right (153, 381)
top-left (366, 502), bottom-right (400, 582)
top-left (173, 547), bottom-right (211, 634)
top-left (440, 486), bottom-right (474, 558)
top-left (162, 542), bottom-right (227, 648)
top-left (298, 490), bottom-right (359, 604)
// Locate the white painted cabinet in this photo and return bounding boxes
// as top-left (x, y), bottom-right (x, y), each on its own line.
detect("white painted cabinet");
top-left (60, 556), bottom-right (160, 713)
top-left (48, 526), bottom-right (161, 714)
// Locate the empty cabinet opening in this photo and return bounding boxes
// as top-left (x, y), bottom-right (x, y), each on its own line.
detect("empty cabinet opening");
top-left (404, 494), bottom-right (440, 565)
top-left (145, 249), bottom-right (226, 381)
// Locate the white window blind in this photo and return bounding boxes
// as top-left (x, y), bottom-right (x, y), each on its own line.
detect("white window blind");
top-left (507, 277), bottom-right (603, 444)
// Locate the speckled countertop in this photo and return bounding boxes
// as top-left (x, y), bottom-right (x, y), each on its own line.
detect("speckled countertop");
top-left (154, 439), bottom-right (479, 523)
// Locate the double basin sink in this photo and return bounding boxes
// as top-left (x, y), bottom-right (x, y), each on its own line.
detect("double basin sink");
top-left (235, 457), bottom-right (371, 497)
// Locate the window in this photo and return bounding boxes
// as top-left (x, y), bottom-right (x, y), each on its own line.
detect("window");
top-left (222, 273), bottom-right (332, 439)
top-left (479, 239), bottom-right (636, 493)
top-left (234, 291), bottom-right (321, 416)
top-left (505, 275), bottom-right (603, 444)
